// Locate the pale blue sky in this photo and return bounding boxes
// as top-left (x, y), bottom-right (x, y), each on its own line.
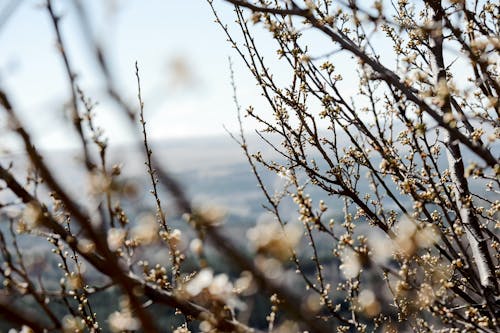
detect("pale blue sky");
top-left (0, 0), bottom-right (400, 152)
top-left (0, 0), bottom-right (274, 150)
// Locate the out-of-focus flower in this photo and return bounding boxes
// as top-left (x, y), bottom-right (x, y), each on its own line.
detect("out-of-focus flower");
top-left (255, 256), bottom-right (284, 280)
top-left (183, 268), bottom-right (243, 310)
top-left (8, 326), bottom-right (34, 333)
top-left (88, 171), bottom-right (111, 194)
top-left (108, 311), bottom-right (140, 332)
top-left (16, 220), bottom-right (29, 234)
top-left (189, 238), bottom-right (203, 255)
top-left (367, 232), bottom-right (394, 264)
top-left (199, 321), bottom-right (213, 332)
top-left (62, 315), bottom-right (85, 333)
top-left (107, 228), bottom-right (126, 251)
top-left (67, 273), bottom-right (83, 290)
top-left (22, 201), bottom-right (42, 228)
top-left (414, 223), bottom-right (439, 248)
top-left (304, 293), bottom-right (322, 314)
top-left (379, 159), bottom-right (390, 173)
top-left (394, 217), bottom-right (440, 257)
top-left (167, 55), bottom-right (197, 91)
top-left (247, 219), bottom-right (302, 260)
top-left (339, 248), bottom-right (361, 279)
top-left (77, 239), bottom-right (96, 254)
top-left (305, 0), bottom-right (316, 10)
top-left (185, 268), bottom-right (214, 296)
top-left (131, 213), bottom-right (159, 245)
top-left (234, 271), bottom-right (255, 295)
top-left (168, 228), bottom-right (182, 247)
top-left (357, 289), bottom-right (380, 317)
top-left (436, 79), bottom-right (450, 106)
top-left (209, 273), bottom-right (232, 298)
top-left (198, 204), bottom-right (227, 226)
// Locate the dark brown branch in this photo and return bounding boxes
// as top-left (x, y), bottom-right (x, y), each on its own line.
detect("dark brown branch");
top-left (224, 0), bottom-right (498, 168)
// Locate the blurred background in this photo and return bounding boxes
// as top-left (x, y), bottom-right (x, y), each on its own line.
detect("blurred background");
top-left (0, 3), bottom-right (290, 329)
top-left (0, 0), bottom-right (267, 150)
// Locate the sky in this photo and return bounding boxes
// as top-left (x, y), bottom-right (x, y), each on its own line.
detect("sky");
top-left (0, 0), bottom-right (372, 155)
top-left (0, 0), bottom-right (466, 154)
top-left (0, 0), bottom-right (277, 151)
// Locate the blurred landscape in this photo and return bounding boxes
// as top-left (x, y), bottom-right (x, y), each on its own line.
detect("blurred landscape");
top-left (0, 134), bottom-right (295, 331)
top-left (0, 132), bottom-right (496, 331)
